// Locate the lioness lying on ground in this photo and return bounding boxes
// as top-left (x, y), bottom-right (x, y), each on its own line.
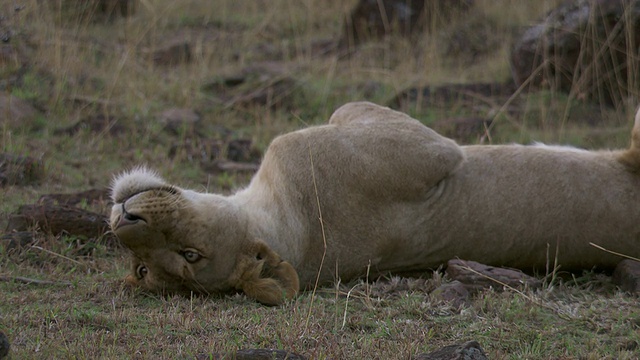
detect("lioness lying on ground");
top-left (110, 101), bottom-right (640, 305)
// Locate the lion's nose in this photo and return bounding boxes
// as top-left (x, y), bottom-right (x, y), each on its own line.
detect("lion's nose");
top-left (116, 204), bottom-right (146, 229)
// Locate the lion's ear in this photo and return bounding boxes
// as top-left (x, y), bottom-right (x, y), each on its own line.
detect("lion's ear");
top-left (229, 240), bottom-right (299, 305)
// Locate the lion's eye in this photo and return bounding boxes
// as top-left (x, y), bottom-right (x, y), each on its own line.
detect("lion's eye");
top-left (182, 250), bottom-right (201, 263)
top-left (136, 264), bottom-right (148, 279)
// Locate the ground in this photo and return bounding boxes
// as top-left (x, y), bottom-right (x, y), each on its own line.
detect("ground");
top-left (1, 0), bottom-right (639, 358)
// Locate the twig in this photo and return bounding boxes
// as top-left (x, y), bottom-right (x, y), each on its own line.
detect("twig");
top-left (31, 245), bottom-right (84, 266)
top-left (31, 245), bottom-right (99, 272)
top-left (303, 140), bottom-right (328, 336)
top-left (589, 242), bottom-right (640, 262)
top-left (0, 275), bottom-right (72, 286)
top-left (341, 285), bottom-right (356, 331)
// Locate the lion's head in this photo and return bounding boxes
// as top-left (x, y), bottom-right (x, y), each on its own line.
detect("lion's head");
top-left (109, 168), bottom-right (299, 305)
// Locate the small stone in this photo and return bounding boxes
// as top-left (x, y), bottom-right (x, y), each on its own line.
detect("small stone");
top-left (613, 259), bottom-right (640, 294)
top-left (414, 340), bottom-right (488, 360)
top-left (430, 280), bottom-right (480, 308)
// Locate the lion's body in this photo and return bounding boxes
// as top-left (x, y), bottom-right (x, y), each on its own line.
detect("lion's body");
top-left (111, 102), bottom-right (640, 304)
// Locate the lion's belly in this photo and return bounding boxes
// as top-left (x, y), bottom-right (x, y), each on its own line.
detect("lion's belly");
top-left (413, 146), bottom-right (640, 271)
top-left (288, 145), bottom-right (640, 286)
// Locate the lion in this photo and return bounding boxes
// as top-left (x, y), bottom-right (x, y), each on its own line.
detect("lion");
top-left (110, 101), bottom-right (640, 305)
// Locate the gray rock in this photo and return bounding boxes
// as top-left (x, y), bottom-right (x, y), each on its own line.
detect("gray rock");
top-left (510, 0), bottom-right (640, 106)
top-left (613, 259), bottom-right (640, 293)
top-left (446, 259), bottom-right (542, 291)
top-left (414, 341), bottom-right (488, 360)
top-left (341, 0), bottom-right (474, 47)
top-left (430, 280), bottom-right (478, 308)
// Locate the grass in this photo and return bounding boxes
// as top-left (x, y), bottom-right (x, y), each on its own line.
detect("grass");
top-left (2, 0), bottom-right (640, 358)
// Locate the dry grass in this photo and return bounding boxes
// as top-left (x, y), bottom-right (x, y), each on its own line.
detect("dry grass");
top-left (2, 0), bottom-right (640, 358)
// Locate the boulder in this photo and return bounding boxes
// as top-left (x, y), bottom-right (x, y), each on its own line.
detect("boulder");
top-left (510, 0), bottom-right (640, 107)
top-left (612, 259), bottom-right (640, 293)
top-left (6, 204), bottom-right (110, 240)
top-left (341, 0), bottom-right (474, 47)
top-left (38, 189), bottom-right (109, 206)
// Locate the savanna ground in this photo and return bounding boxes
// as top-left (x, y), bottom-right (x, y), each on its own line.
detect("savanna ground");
top-left (1, 0), bottom-right (640, 358)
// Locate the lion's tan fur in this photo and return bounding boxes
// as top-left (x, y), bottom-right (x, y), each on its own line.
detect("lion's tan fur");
top-left (111, 102), bottom-right (640, 304)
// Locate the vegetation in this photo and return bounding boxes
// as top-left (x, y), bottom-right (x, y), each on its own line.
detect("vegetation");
top-left (1, 0), bottom-right (639, 358)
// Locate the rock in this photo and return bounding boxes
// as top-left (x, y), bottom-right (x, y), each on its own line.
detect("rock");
top-left (390, 82), bottom-right (516, 111)
top-left (6, 204), bottom-right (110, 240)
top-left (446, 259), bottom-right (542, 290)
top-left (612, 259), bottom-right (640, 293)
top-left (0, 331), bottom-right (8, 359)
top-left (438, 14), bottom-right (504, 64)
top-left (152, 40), bottom-right (192, 66)
top-left (430, 280), bottom-right (479, 308)
top-left (414, 341), bottom-right (488, 360)
top-left (38, 189), bottom-right (110, 206)
top-left (510, 0), bottom-right (640, 107)
top-left (158, 108), bottom-right (201, 135)
top-left (196, 349), bottom-right (306, 360)
top-left (1, 231), bottom-right (36, 254)
top-left (0, 153), bottom-right (44, 186)
top-left (0, 91), bottom-right (39, 130)
top-left (341, 0), bottom-right (474, 47)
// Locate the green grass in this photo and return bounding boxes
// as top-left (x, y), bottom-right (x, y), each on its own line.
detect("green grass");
top-left (2, 0), bottom-right (639, 358)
